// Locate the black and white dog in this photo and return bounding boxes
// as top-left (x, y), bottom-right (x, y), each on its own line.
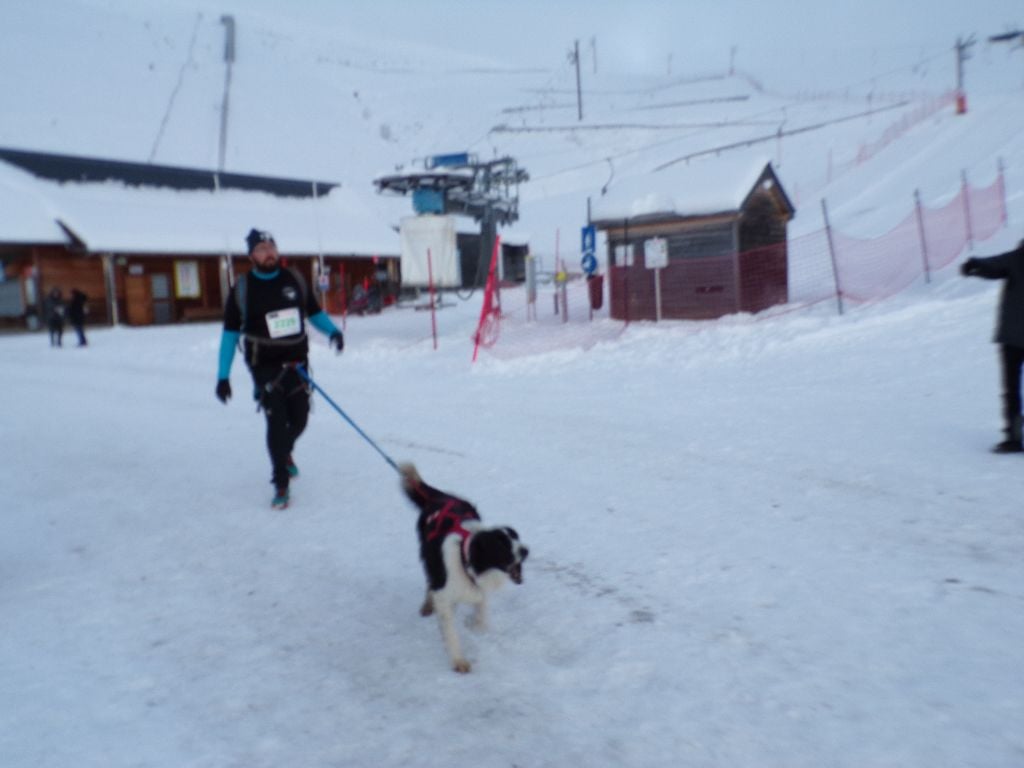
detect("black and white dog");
top-left (399, 463), bottom-right (528, 673)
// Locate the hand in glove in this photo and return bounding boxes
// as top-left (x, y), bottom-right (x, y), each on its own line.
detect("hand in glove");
top-left (216, 378), bottom-right (232, 404)
top-left (329, 331), bottom-right (345, 355)
top-left (960, 258), bottom-right (979, 277)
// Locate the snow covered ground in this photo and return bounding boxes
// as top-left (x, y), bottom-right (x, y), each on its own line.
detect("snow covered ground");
top-left (3, 264), bottom-right (1024, 767)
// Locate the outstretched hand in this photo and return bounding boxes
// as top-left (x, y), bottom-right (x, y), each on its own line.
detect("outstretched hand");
top-left (329, 331), bottom-right (345, 355)
top-left (216, 378), bottom-right (232, 403)
top-left (960, 258), bottom-right (979, 277)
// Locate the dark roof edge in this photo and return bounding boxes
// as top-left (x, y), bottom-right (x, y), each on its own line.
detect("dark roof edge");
top-left (0, 146), bottom-right (339, 199)
top-left (55, 219), bottom-right (87, 251)
top-left (741, 163), bottom-right (796, 218)
top-left (591, 209), bottom-right (738, 229)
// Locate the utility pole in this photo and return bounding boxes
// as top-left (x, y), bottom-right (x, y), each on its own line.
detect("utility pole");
top-left (571, 40), bottom-right (583, 121)
top-left (954, 35), bottom-right (975, 115)
top-left (218, 15), bottom-right (236, 171)
top-left (590, 36), bottom-right (597, 74)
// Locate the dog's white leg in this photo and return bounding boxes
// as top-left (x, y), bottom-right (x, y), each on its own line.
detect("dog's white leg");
top-left (470, 597), bottom-right (488, 631)
top-left (419, 589), bottom-right (434, 617)
top-left (434, 596), bottom-right (471, 673)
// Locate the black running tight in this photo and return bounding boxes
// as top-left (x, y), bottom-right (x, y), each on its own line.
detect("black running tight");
top-left (253, 365), bottom-right (310, 489)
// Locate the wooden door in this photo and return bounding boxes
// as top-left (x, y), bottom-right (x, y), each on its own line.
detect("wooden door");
top-left (124, 274), bottom-right (153, 325)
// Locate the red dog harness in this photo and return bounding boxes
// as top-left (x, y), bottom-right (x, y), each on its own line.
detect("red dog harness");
top-left (425, 500), bottom-right (476, 579)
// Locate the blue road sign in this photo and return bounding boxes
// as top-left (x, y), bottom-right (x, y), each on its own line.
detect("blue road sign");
top-left (581, 252), bottom-right (598, 275)
top-left (581, 224), bottom-right (596, 254)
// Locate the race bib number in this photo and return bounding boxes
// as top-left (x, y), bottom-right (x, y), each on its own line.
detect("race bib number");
top-left (265, 307), bottom-right (301, 338)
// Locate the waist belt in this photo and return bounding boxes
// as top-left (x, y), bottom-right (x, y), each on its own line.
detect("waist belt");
top-left (244, 332), bottom-right (307, 367)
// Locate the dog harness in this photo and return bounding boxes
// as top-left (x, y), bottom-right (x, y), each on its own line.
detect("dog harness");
top-left (425, 500), bottom-right (476, 581)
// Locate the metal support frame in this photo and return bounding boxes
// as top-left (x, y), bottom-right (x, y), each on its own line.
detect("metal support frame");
top-left (374, 154), bottom-right (528, 288)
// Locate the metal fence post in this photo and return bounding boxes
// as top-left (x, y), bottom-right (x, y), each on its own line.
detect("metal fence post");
top-left (914, 189), bottom-right (931, 283)
top-left (997, 157), bottom-right (1008, 227)
top-left (820, 198), bottom-right (844, 316)
top-left (961, 170), bottom-right (974, 253)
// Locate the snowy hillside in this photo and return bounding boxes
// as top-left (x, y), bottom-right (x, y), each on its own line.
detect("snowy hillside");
top-left (2, 0), bottom-right (1022, 253)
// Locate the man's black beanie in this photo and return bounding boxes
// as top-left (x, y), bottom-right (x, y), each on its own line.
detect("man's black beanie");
top-left (246, 228), bottom-right (274, 254)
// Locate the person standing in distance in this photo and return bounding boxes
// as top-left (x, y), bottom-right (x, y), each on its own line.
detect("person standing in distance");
top-left (961, 238), bottom-right (1024, 453)
top-left (67, 289), bottom-right (88, 346)
top-left (215, 228), bottom-right (344, 508)
top-left (44, 287), bottom-right (65, 347)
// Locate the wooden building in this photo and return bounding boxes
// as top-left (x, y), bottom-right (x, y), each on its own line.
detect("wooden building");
top-left (0, 147), bottom-right (398, 329)
top-left (591, 159), bottom-right (795, 321)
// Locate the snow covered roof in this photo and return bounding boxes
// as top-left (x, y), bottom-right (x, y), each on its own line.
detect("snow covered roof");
top-left (590, 154), bottom-right (792, 224)
top-left (0, 159), bottom-right (399, 257)
top-left (0, 160), bottom-right (70, 245)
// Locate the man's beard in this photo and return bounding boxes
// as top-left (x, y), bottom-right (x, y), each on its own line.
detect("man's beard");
top-left (252, 259), bottom-right (278, 274)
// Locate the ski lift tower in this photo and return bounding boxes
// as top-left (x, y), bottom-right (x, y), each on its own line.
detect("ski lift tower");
top-left (374, 152), bottom-right (528, 287)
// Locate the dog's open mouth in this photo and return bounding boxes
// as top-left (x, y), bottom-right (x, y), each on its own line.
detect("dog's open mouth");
top-left (508, 563), bottom-right (523, 584)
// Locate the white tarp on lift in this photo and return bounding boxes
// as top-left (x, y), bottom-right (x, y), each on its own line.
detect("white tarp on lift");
top-left (399, 215), bottom-right (458, 287)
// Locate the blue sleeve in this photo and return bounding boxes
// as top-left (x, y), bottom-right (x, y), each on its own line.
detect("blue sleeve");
top-left (218, 330), bottom-right (240, 379)
top-left (308, 311), bottom-right (340, 338)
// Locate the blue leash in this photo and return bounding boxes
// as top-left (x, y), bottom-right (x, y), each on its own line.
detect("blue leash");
top-left (295, 364), bottom-right (399, 472)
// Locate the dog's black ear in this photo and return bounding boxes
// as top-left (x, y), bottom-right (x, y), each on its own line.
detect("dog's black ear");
top-left (503, 528), bottom-right (528, 561)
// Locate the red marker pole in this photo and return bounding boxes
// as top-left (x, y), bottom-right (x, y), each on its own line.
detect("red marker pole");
top-left (427, 248), bottom-right (438, 350)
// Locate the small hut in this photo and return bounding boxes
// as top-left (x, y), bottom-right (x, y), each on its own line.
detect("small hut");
top-left (591, 158), bottom-right (795, 321)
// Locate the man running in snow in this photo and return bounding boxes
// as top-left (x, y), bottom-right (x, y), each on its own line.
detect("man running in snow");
top-left (961, 239), bottom-right (1024, 453)
top-left (215, 228), bottom-right (344, 508)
